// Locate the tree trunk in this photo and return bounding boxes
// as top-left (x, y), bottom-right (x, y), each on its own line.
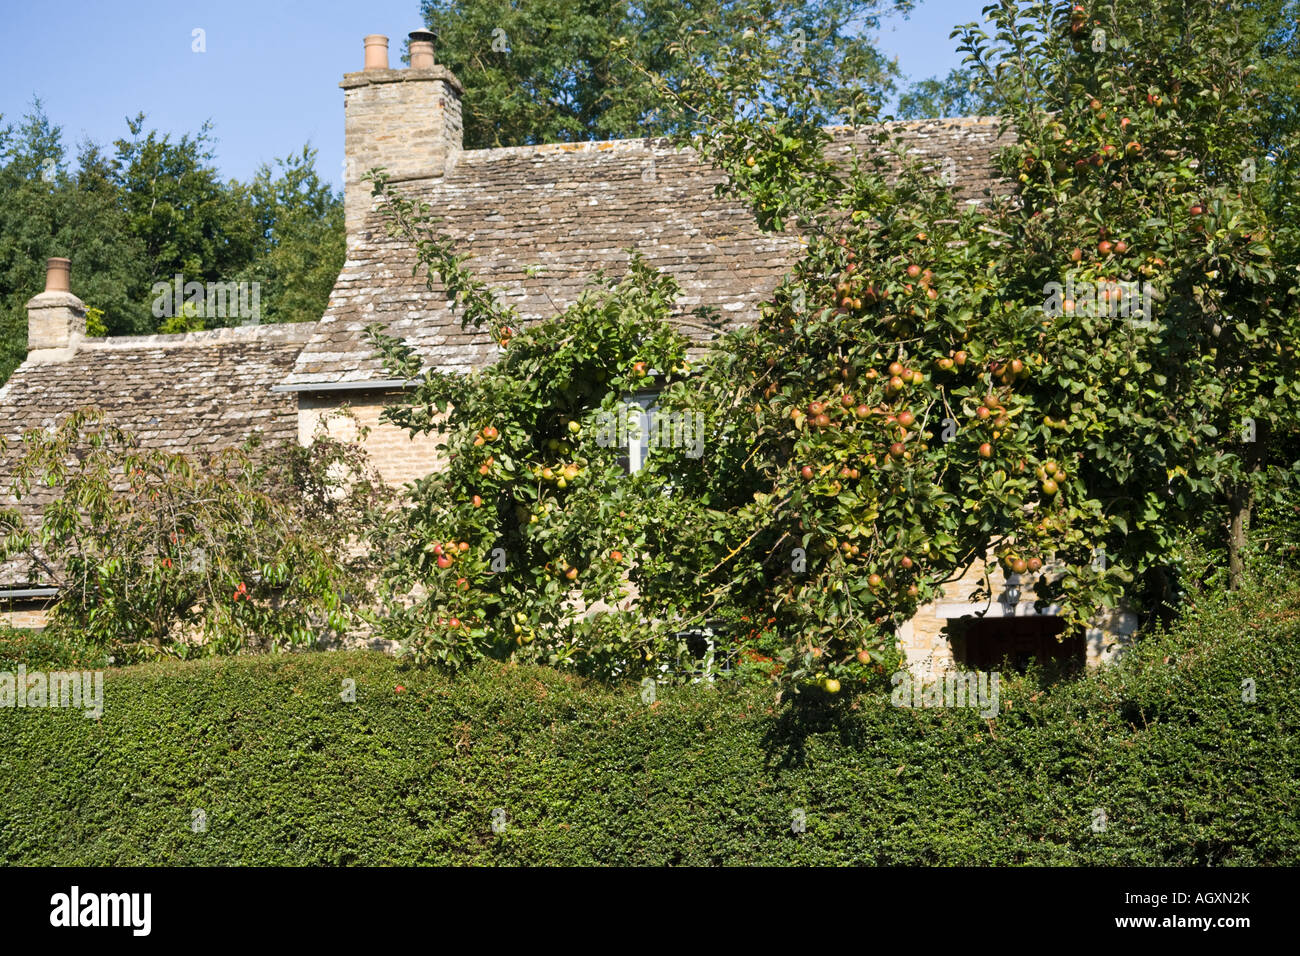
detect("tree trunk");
top-left (1227, 489), bottom-right (1251, 590)
top-left (1228, 419), bottom-right (1264, 591)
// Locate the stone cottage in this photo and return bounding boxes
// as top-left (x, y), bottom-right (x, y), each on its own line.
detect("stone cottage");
top-left (0, 30), bottom-right (1135, 669)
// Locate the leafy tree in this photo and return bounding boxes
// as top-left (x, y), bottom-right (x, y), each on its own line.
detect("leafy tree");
top-left (896, 66), bottom-right (999, 119)
top-left (364, 171), bottom-right (698, 674)
top-left (1238, 0), bottom-right (1300, 203)
top-left (110, 114), bottom-right (259, 292)
top-left (0, 408), bottom-right (391, 662)
top-left (0, 104), bottom-right (344, 380)
top-left (420, 0), bottom-right (911, 148)
top-left (0, 102), bottom-right (150, 379)
top-left (615, 0), bottom-right (1300, 697)
top-left (237, 146), bottom-right (345, 326)
top-left (952, 0), bottom-right (1300, 588)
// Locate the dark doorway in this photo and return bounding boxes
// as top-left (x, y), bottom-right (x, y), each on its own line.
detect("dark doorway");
top-left (949, 615), bottom-right (1084, 673)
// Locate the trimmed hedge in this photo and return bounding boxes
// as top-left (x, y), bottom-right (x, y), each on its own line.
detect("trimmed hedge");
top-left (2, 566), bottom-right (1297, 865)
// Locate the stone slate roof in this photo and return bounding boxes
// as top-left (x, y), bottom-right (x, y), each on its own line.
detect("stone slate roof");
top-left (0, 323), bottom-right (315, 588)
top-left (282, 117), bottom-right (1011, 389)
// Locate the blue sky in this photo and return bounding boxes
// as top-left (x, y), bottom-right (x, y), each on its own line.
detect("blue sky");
top-left (0, 0), bottom-right (988, 191)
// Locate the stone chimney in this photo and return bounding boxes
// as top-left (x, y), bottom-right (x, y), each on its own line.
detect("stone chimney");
top-left (25, 257), bottom-right (86, 358)
top-left (342, 30), bottom-right (464, 238)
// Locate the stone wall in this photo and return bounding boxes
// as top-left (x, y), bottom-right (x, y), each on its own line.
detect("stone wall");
top-left (1, 600), bottom-right (52, 630)
top-left (899, 550), bottom-right (1138, 677)
top-left (298, 392), bottom-right (445, 487)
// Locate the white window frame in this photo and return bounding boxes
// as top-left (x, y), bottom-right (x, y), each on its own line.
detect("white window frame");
top-left (623, 389), bottom-right (660, 474)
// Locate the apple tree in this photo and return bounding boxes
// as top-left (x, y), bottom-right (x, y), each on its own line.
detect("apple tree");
top-left (626, 0), bottom-right (1300, 690)
top-left (955, 0), bottom-right (1300, 589)
top-left (363, 171), bottom-right (715, 677)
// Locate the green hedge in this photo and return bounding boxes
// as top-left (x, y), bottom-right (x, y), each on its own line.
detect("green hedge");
top-left (2, 565), bottom-right (1297, 865)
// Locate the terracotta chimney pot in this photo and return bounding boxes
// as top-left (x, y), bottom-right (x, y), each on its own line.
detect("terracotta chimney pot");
top-left (363, 34), bottom-right (389, 71)
top-left (409, 30), bottom-right (437, 69)
top-left (45, 257), bottom-right (71, 293)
